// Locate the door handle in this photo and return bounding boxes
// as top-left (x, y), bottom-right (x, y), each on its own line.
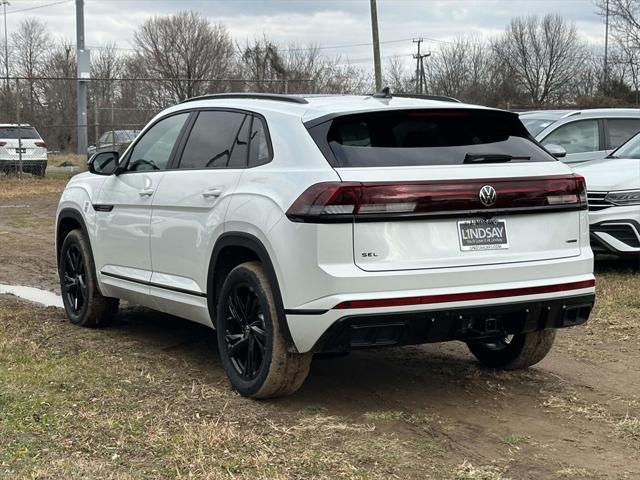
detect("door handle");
top-left (139, 188), bottom-right (154, 197)
top-left (202, 188), bottom-right (223, 198)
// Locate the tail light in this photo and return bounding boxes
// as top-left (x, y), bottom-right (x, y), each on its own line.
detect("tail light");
top-left (286, 175), bottom-right (587, 223)
top-left (0, 141), bottom-right (6, 146)
top-left (35, 141), bottom-right (46, 148)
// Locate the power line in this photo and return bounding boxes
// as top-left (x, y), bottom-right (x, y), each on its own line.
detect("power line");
top-left (3, 0), bottom-right (72, 15)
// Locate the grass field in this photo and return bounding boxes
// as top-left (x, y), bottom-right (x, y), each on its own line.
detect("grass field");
top-left (0, 176), bottom-right (639, 479)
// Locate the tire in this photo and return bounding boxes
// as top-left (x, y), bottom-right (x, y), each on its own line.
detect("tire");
top-left (216, 261), bottom-right (312, 399)
top-left (58, 229), bottom-right (119, 327)
top-left (33, 165), bottom-right (46, 177)
top-left (467, 329), bottom-right (556, 370)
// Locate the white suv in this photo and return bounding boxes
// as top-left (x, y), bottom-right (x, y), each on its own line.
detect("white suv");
top-left (0, 124), bottom-right (48, 176)
top-left (56, 93), bottom-right (596, 398)
top-left (573, 132), bottom-right (640, 259)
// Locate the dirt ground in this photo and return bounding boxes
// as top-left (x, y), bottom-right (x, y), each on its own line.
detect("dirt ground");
top-left (0, 176), bottom-right (639, 479)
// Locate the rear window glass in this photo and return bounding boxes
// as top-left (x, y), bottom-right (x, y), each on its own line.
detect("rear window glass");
top-left (317, 109), bottom-right (554, 167)
top-left (0, 127), bottom-right (40, 139)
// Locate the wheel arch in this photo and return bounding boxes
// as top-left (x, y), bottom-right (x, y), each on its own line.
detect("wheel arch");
top-left (56, 208), bottom-right (91, 266)
top-left (208, 232), bottom-right (297, 352)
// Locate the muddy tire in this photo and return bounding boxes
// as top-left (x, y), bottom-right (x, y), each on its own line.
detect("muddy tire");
top-left (216, 261), bottom-right (312, 399)
top-left (58, 229), bottom-right (119, 327)
top-left (467, 329), bottom-right (556, 369)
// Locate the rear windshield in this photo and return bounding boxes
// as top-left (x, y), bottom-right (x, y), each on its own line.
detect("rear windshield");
top-left (312, 109), bottom-right (555, 168)
top-left (0, 127), bottom-right (40, 139)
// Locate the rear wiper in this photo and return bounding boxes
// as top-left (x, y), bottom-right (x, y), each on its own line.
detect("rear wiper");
top-left (464, 153), bottom-right (531, 164)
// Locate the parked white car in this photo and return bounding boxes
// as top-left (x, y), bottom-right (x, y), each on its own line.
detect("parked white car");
top-left (520, 109), bottom-right (640, 165)
top-left (573, 132), bottom-right (640, 258)
top-left (0, 124), bottom-right (48, 176)
top-left (56, 93), bottom-right (595, 398)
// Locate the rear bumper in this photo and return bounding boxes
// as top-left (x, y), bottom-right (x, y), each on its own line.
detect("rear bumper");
top-left (0, 159), bottom-right (47, 171)
top-left (286, 274), bottom-right (595, 352)
top-left (313, 293), bottom-right (594, 353)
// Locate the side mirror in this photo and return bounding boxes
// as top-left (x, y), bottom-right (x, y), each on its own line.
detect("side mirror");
top-left (88, 151), bottom-right (119, 175)
top-left (544, 143), bottom-right (567, 159)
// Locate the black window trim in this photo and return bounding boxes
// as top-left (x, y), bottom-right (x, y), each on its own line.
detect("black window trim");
top-left (170, 107), bottom-right (274, 172)
top-left (118, 110), bottom-right (196, 175)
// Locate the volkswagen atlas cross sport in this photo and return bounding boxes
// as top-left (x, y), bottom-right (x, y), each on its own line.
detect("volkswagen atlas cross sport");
top-left (55, 93), bottom-right (595, 398)
top-left (573, 131), bottom-right (640, 259)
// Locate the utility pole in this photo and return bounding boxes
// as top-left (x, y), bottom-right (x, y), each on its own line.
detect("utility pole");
top-left (370, 0), bottom-right (382, 91)
top-left (413, 38), bottom-right (430, 94)
top-left (76, 0), bottom-right (88, 156)
top-left (2, 0), bottom-right (9, 92)
top-left (603, 0), bottom-right (610, 95)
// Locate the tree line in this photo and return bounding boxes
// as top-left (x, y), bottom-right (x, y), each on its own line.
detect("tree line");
top-left (0, 5), bottom-right (638, 152)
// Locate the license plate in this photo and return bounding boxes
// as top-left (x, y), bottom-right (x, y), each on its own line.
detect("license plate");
top-left (458, 219), bottom-right (509, 251)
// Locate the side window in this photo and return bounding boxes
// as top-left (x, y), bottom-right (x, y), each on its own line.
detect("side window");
top-left (126, 113), bottom-right (189, 172)
top-left (542, 120), bottom-right (600, 154)
top-left (607, 118), bottom-right (640, 149)
top-left (249, 116), bottom-right (272, 167)
top-left (178, 111), bottom-right (249, 169)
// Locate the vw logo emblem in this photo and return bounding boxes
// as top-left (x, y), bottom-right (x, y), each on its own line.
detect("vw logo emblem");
top-left (479, 185), bottom-right (497, 207)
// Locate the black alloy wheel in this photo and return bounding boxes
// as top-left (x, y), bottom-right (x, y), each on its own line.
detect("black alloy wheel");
top-left (62, 244), bottom-right (88, 314)
top-left (223, 283), bottom-right (268, 380)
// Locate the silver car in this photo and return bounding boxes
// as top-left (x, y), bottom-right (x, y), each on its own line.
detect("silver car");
top-left (520, 109), bottom-right (640, 164)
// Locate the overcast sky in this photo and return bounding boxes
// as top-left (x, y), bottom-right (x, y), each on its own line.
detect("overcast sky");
top-left (2, 0), bottom-right (606, 67)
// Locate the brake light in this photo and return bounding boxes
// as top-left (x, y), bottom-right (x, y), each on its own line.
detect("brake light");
top-left (286, 175), bottom-right (587, 223)
top-left (0, 141), bottom-right (6, 146)
top-left (35, 141), bottom-right (46, 148)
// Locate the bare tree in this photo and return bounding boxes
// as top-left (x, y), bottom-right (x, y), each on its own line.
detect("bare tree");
top-left (134, 11), bottom-right (234, 101)
top-left (493, 14), bottom-right (586, 105)
top-left (383, 55), bottom-right (413, 93)
top-left (40, 42), bottom-right (76, 151)
top-left (426, 37), bottom-right (492, 104)
top-left (11, 18), bottom-right (51, 119)
top-left (236, 37), bottom-right (368, 94)
top-left (595, 0), bottom-right (640, 99)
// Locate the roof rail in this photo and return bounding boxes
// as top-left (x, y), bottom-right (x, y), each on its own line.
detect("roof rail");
top-left (393, 93), bottom-right (462, 103)
top-left (180, 93), bottom-right (309, 105)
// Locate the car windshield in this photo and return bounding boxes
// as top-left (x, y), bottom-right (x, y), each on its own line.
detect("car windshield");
top-left (520, 117), bottom-right (557, 136)
top-left (0, 126), bottom-right (41, 139)
top-left (610, 132), bottom-right (640, 159)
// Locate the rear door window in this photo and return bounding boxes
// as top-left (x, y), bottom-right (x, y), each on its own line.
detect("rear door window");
top-left (314, 109), bottom-right (553, 167)
top-left (606, 118), bottom-right (640, 149)
top-left (542, 120), bottom-right (600, 154)
top-left (178, 111), bottom-right (249, 169)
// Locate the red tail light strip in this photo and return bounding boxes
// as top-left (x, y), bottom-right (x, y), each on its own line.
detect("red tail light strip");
top-left (333, 279), bottom-right (596, 310)
top-left (286, 175), bottom-right (587, 223)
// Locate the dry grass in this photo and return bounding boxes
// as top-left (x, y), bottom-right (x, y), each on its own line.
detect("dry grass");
top-left (0, 300), bottom-right (448, 479)
top-left (0, 176), bottom-right (70, 199)
top-left (453, 461), bottom-right (507, 480)
top-left (588, 266), bottom-right (640, 340)
top-left (48, 153), bottom-right (87, 169)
